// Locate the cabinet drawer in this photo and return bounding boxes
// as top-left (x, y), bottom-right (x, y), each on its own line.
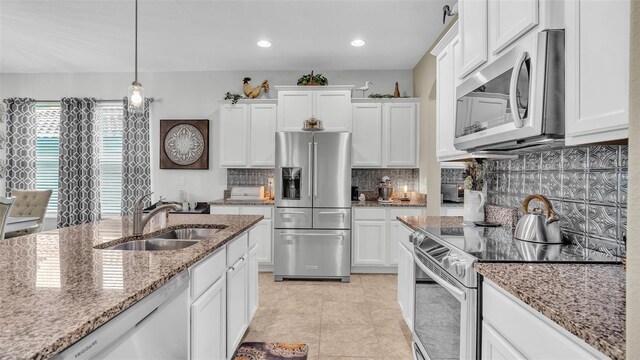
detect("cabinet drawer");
top-left (274, 208), bottom-right (312, 229)
top-left (239, 206), bottom-right (272, 219)
top-left (227, 232), bottom-right (248, 266)
top-left (353, 208), bottom-right (386, 220)
top-left (389, 208), bottom-right (425, 218)
top-left (210, 206), bottom-right (240, 215)
top-left (313, 208), bottom-right (351, 229)
top-left (191, 247), bottom-right (227, 300)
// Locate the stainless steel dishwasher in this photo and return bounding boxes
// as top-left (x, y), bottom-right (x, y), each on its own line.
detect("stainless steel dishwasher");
top-left (54, 272), bottom-right (189, 360)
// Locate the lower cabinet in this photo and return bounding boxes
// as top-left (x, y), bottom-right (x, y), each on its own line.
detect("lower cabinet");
top-left (352, 207), bottom-right (424, 273)
top-left (247, 243), bottom-right (259, 321)
top-left (226, 256), bottom-right (248, 359)
top-left (396, 226), bottom-right (414, 331)
top-left (191, 276), bottom-right (226, 360)
top-left (482, 279), bottom-right (608, 359)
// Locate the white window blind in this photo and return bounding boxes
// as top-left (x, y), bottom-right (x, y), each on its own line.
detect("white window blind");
top-left (35, 101), bottom-right (124, 217)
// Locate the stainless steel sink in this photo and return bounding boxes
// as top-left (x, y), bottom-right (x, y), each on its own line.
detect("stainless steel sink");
top-left (106, 238), bottom-right (200, 251)
top-left (153, 227), bottom-right (223, 240)
top-left (102, 227), bottom-right (224, 251)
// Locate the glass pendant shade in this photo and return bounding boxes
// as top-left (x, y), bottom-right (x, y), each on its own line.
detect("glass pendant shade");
top-left (127, 82), bottom-right (144, 114)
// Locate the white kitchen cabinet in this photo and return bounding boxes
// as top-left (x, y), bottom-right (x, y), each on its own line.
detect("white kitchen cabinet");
top-left (565, 0), bottom-right (630, 145)
top-left (351, 100), bottom-right (420, 168)
top-left (219, 102), bottom-right (277, 168)
top-left (432, 24), bottom-right (469, 162)
top-left (441, 206), bottom-right (465, 217)
top-left (459, 0), bottom-right (488, 77)
top-left (247, 243), bottom-right (259, 322)
top-left (396, 223), bottom-right (414, 331)
top-left (191, 276), bottom-right (226, 360)
top-left (226, 256), bottom-right (248, 359)
top-left (276, 86), bottom-right (353, 131)
top-left (219, 105), bottom-right (248, 167)
top-left (482, 279), bottom-right (608, 359)
top-left (352, 220), bottom-right (387, 266)
top-left (352, 207), bottom-right (425, 272)
top-left (352, 103), bottom-right (383, 167)
top-left (488, 0), bottom-right (538, 55)
top-left (210, 206), bottom-right (273, 269)
top-left (385, 103), bottom-right (418, 167)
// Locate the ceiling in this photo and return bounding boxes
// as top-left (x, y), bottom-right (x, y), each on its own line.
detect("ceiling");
top-left (0, 0), bottom-right (455, 73)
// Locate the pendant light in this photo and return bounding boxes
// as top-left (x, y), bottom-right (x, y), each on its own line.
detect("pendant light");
top-left (127, 0), bottom-right (144, 114)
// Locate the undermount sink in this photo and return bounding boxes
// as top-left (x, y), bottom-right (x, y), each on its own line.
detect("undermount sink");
top-left (102, 227), bottom-right (224, 251)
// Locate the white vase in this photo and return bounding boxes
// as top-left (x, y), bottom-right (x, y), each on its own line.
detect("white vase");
top-left (464, 189), bottom-right (485, 223)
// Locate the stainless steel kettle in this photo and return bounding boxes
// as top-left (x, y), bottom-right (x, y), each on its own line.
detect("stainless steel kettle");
top-left (514, 194), bottom-right (562, 244)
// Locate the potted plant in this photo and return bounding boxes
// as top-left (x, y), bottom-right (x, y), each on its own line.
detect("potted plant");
top-left (462, 160), bottom-right (485, 223)
top-left (297, 71), bottom-right (328, 86)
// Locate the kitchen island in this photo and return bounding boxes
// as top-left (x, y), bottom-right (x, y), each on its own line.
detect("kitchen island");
top-left (0, 214), bottom-right (262, 359)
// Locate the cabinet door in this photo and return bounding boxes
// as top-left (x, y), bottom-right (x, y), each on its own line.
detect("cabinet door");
top-left (209, 206), bottom-right (240, 215)
top-left (352, 103), bottom-right (383, 167)
top-left (277, 91), bottom-right (313, 131)
top-left (220, 105), bottom-right (248, 167)
top-left (352, 220), bottom-right (386, 265)
top-left (436, 41), bottom-right (455, 159)
top-left (249, 104), bottom-right (277, 167)
top-left (488, 0), bottom-right (538, 55)
top-left (253, 220), bottom-right (272, 265)
top-left (459, 0), bottom-right (488, 77)
top-left (384, 103), bottom-right (418, 167)
top-left (565, 0), bottom-right (630, 145)
top-left (226, 256), bottom-right (248, 359)
top-left (481, 322), bottom-right (526, 360)
top-left (397, 242), bottom-right (414, 331)
top-left (314, 91), bottom-right (352, 131)
top-left (247, 245), bottom-right (259, 323)
top-left (191, 276), bottom-right (226, 360)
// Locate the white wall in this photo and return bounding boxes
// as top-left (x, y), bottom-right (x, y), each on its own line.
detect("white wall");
top-left (0, 70), bottom-right (413, 201)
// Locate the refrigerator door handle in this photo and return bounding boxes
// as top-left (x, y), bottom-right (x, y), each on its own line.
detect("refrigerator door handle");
top-left (308, 142), bottom-right (312, 198)
top-left (313, 142), bottom-right (318, 198)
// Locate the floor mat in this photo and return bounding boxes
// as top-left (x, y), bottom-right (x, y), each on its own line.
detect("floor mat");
top-left (232, 342), bottom-right (308, 360)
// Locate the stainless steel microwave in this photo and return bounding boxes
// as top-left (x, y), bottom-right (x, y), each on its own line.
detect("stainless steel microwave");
top-left (454, 30), bottom-right (564, 152)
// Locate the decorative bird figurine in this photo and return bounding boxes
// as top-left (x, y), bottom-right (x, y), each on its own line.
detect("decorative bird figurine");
top-left (243, 77), bottom-right (270, 99)
top-left (356, 81), bottom-right (374, 98)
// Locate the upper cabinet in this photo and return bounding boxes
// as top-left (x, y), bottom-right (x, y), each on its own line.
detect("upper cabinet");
top-left (219, 101), bottom-right (277, 168)
top-left (459, 0), bottom-right (488, 77)
top-left (351, 100), bottom-right (419, 168)
top-left (488, 0), bottom-right (538, 55)
top-left (275, 86), bottom-right (353, 132)
top-left (564, 0), bottom-right (630, 145)
top-left (432, 24), bottom-right (468, 162)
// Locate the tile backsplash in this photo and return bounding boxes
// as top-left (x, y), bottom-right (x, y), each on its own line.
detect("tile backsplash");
top-left (351, 169), bottom-right (419, 192)
top-left (441, 168), bottom-right (464, 185)
top-left (227, 169), bottom-right (274, 188)
top-left (485, 145), bottom-right (628, 256)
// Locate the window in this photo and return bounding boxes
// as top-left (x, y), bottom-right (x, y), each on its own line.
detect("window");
top-left (35, 101), bottom-right (124, 217)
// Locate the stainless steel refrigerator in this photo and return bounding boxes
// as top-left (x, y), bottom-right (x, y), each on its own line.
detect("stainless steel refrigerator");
top-left (274, 131), bottom-right (351, 282)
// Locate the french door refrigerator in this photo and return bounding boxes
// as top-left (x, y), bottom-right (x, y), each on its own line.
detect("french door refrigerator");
top-left (274, 131), bottom-right (351, 282)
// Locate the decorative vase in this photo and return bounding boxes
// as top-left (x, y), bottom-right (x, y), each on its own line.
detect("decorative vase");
top-left (463, 189), bottom-right (485, 223)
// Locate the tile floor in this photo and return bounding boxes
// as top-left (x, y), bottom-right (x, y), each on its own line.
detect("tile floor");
top-left (242, 272), bottom-right (413, 359)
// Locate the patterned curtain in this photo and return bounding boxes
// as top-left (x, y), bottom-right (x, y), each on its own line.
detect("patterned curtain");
top-left (3, 98), bottom-right (37, 196)
top-left (121, 98), bottom-right (152, 215)
top-left (57, 98), bottom-right (101, 228)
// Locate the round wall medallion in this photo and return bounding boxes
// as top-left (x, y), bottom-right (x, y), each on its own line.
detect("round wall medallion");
top-left (164, 124), bottom-right (205, 165)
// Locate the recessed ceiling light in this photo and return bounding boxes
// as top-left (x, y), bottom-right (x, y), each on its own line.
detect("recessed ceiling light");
top-left (351, 39), bottom-right (366, 47)
top-left (257, 40), bottom-right (271, 48)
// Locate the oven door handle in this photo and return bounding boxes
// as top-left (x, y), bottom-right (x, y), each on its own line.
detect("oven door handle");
top-left (509, 51), bottom-right (528, 129)
top-left (414, 254), bottom-right (466, 302)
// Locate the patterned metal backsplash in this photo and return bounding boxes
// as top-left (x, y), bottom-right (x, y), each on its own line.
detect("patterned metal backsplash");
top-left (441, 168), bottom-right (464, 185)
top-left (351, 169), bottom-right (419, 191)
top-left (485, 145), bottom-right (628, 256)
top-left (227, 168), bottom-right (419, 193)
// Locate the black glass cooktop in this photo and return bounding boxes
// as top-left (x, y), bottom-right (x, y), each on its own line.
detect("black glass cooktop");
top-left (416, 225), bottom-right (621, 263)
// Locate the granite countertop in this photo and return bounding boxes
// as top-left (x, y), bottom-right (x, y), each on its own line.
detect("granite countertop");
top-left (352, 199), bottom-right (426, 207)
top-left (475, 263), bottom-right (626, 360)
top-left (210, 198), bottom-right (274, 206)
top-left (0, 214), bottom-right (263, 359)
top-left (440, 202), bottom-right (464, 208)
top-left (396, 215), bottom-right (464, 229)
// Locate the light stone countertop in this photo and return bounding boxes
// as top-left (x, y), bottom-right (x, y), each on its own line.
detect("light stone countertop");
top-left (475, 263), bottom-right (625, 360)
top-left (209, 198), bottom-right (275, 206)
top-left (0, 214), bottom-right (263, 359)
top-left (351, 199), bottom-right (426, 207)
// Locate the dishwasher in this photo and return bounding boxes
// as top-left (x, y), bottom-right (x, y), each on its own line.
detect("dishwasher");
top-left (54, 271), bottom-right (189, 360)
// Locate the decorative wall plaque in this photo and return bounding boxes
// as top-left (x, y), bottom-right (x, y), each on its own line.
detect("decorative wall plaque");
top-left (160, 119), bottom-right (209, 169)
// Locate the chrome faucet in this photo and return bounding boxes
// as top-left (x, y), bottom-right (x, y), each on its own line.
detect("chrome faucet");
top-left (133, 192), bottom-right (182, 236)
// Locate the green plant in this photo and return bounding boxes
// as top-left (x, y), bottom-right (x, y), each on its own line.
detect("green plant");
top-left (463, 160), bottom-right (484, 191)
top-left (224, 92), bottom-right (243, 104)
top-left (297, 72), bottom-right (328, 86)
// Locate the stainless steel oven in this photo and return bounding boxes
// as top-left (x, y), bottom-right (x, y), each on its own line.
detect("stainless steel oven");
top-left (412, 232), bottom-right (477, 360)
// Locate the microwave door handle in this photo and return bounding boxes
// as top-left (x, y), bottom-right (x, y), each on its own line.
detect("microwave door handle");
top-left (308, 142), bottom-right (312, 198)
top-left (414, 253), bottom-right (466, 302)
top-left (509, 51), bottom-right (528, 129)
